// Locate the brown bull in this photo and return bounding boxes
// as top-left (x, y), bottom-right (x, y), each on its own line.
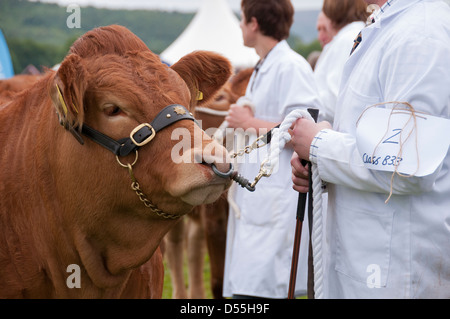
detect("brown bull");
top-left (0, 25), bottom-right (232, 298)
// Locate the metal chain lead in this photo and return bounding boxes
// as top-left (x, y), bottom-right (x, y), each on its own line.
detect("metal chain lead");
top-left (229, 134), bottom-right (273, 191)
top-left (230, 134), bottom-right (268, 158)
top-left (124, 163), bottom-right (180, 220)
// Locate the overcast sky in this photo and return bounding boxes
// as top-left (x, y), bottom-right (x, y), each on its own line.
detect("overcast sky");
top-left (31, 0), bottom-right (324, 12)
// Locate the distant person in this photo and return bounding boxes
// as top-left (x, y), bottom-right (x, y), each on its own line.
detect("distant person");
top-left (316, 11), bottom-right (337, 48)
top-left (223, 0), bottom-right (321, 299)
top-left (314, 0), bottom-right (369, 124)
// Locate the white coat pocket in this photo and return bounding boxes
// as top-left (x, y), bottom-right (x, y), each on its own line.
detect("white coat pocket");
top-left (334, 201), bottom-right (394, 288)
top-left (334, 83), bottom-right (380, 133)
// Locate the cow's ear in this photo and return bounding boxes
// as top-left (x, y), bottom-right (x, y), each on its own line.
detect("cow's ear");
top-left (231, 67), bottom-right (253, 98)
top-left (50, 54), bottom-right (86, 130)
top-left (170, 51), bottom-right (233, 107)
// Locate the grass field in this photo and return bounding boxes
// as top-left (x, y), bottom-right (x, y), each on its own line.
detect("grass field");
top-left (161, 252), bottom-right (307, 299)
top-left (162, 250), bottom-right (214, 299)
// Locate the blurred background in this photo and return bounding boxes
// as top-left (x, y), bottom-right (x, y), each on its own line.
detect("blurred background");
top-left (0, 0), bottom-right (323, 75)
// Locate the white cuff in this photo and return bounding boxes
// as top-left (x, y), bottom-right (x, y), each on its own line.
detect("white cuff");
top-left (309, 129), bottom-right (329, 164)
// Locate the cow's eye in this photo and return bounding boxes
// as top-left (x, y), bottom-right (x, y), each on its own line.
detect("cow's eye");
top-left (215, 94), bottom-right (225, 102)
top-left (104, 105), bottom-right (122, 117)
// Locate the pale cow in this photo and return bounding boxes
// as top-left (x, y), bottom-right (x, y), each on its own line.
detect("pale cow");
top-left (164, 68), bottom-right (253, 299)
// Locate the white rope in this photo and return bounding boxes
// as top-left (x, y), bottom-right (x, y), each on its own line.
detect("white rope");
top-left (311, 164), bottom-right (324, 299)
top-left (262, 109), bottom-right (325, 299)
top-left (261, 109), bottom-right (313, 174)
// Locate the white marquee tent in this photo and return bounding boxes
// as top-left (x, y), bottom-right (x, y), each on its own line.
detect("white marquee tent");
top-left (160, 0), bottom-right (259, 69)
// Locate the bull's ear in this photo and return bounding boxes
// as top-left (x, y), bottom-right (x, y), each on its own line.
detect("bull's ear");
top-left (170, 51), bottom-right (233, 107)
top-left (50, 54), bottom-right (86, 131)
top-left (231, 67), bottom-right (253, 98)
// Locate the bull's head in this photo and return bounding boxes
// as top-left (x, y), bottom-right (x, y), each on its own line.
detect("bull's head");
top-left (49, 25), bottom-right (233, 221)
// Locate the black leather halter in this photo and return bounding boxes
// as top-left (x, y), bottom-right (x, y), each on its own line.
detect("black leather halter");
top-left (61, 104), bottom-right (196, 157)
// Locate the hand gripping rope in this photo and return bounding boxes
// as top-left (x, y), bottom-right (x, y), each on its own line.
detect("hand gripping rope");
top-left (212, 108), bottom-right (325, 299)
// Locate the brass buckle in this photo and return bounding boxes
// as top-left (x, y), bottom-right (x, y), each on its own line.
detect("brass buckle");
top-left (130, 123), bottom-right (156, 147)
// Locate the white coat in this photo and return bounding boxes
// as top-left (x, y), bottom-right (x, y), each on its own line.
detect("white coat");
top-left (223, 40), bottom-right (321, 298)
top-left (313, 21), bottom-right (365, 294)
top-left (310, 0), bottom-right (450, 298)
top-left (314, 21), bottom-right (365, 124)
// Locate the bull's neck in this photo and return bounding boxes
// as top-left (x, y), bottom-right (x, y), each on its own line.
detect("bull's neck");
top-left (0, 77), bottom-right (79, 297)
top-left (0, 77), bottom-right (62, 218)
top-left (72, 215), bottom-right (176, 293)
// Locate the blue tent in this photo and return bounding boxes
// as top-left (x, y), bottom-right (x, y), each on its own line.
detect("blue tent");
top-left (0, 29), bottom-right (14, 79)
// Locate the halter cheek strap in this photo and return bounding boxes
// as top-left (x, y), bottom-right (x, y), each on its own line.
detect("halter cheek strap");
top-left (55, 84), bottom-right (196, 156)
top-left (79, 104), bottom-right (196, 157)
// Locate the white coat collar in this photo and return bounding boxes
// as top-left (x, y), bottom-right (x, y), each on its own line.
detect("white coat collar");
top-left (350, 0), bottom-right (421, 58)
top-left (334, 21), bottom-right (365, 42)
top-left (257, 40), bottom-right (289, 74)
top-left (368, 0), bottom-right (421, 29)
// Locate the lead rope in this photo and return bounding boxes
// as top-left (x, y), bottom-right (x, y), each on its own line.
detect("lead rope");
top-left (310, 163), bottom-right (324, 299)
top-left (261, 109), bottom-right (325, 299)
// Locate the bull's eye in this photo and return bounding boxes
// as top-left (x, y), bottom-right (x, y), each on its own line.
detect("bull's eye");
top-left (104, 105), bottom-right (122, 117)
top-left (215, 94), bottom-right (225, 102)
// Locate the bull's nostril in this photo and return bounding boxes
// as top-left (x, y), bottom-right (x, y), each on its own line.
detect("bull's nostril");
top-left (200, 160), bottom-right (210, 167)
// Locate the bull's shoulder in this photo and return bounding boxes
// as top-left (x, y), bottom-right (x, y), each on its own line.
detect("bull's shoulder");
top-left (0, 216), bottom-right (50, 298)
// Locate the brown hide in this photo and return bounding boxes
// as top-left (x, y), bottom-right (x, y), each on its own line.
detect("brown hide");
top-left (0, 25), bottom-right (232, 298)
top-left (0, 74), bottom-right (42, 104)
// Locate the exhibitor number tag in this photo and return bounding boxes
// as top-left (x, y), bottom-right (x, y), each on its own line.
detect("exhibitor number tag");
top-left (356, 106), bottom-right (450, 177)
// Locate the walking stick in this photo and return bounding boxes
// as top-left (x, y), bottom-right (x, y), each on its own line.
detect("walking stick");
top-left (288, 108), bottom-right (319, 299)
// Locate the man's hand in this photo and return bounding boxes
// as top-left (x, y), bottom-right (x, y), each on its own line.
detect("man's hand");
top-left (225, 104), bottom-right (253, 129)
top-left (291, 118), bottom-right (332, 161)
top-left (291, 152), bottom-right (310, 193)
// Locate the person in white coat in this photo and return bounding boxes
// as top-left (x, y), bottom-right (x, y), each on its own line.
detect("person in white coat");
top-left (223, 0), bottom-right (321, 298)
top-left (314, 0), bottom-right (368, 124)
top-left (291, 0), bottom-right (450, 298)
top-left (310, 0), bottom-right (369, 299)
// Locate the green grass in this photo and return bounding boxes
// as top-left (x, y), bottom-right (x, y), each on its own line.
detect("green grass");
top-left (162, 251), bottom-right (213, 299)
top-left (161, 252), bottom-right (308, 299)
